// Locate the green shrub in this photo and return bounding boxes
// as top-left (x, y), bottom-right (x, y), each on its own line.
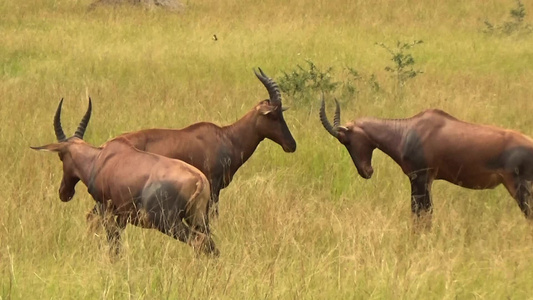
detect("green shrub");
top-left (377, 40), bottom-right (423, 98)
top-left (484, 0), bottom-right (532, 36)
top-left (278, 60), bottom-right (380, 107)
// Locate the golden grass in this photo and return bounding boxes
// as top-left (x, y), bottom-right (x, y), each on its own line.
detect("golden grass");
top-left (2, 0), bottom-right (533, 298)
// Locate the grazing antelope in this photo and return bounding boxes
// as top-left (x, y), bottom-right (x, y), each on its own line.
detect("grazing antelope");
top-left (320, 97), bottom-right (533, 227)
top-left (89, 68), bottom-right (296, 219)
top-left (32, 99), bottom-right (219, 256)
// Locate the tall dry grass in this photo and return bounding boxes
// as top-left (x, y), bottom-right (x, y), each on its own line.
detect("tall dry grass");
top-left (1, 0), bottom-right (533, 298)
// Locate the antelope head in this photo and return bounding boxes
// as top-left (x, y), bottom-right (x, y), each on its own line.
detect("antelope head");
top-left (320, 97), bottom-right (374, 179)
top-left (31, 98), bottom-right (93, 202)
top-left (252, 68), bottom-right (297, 152)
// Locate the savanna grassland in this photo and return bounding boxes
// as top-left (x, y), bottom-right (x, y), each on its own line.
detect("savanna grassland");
top-left (2, 0), bottom-right (533, 298)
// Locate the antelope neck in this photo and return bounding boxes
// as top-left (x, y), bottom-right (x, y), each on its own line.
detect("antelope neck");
top-left (356, 117), bottom-right (411, 165)
top-left (70, 144), bottom-right (102, 186)
top-left (223, 111), bottom-right (264, 165)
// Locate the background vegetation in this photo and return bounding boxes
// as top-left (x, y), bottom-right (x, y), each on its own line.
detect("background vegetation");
top-left (1, 0), bottom-right (533, 298)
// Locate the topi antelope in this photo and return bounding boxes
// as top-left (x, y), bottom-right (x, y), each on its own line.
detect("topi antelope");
top-left (320, 97), bottom-right (533, 228)
top-left (89, 68), bottom-right (296, 219)
top-left (32, 99), bottom-right (218, 257)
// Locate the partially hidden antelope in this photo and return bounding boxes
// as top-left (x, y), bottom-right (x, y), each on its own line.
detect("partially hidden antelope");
top-left (320, 97), bottom-right (533, 227)
top-left (89, 68), bottom-right (296, 219)
top-left (32, 99), bottom-right (219, 256)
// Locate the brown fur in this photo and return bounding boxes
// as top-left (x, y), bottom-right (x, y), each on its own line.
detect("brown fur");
top-left (33, 100), bottom-right (219, 257)
top-left (321, 100), bottom-right (533, 228)
top-left (92, 68), bottom-right (296, 217)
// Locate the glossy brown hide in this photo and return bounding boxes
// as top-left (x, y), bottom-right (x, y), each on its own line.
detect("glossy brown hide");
top-left (94, 68), bottom-right (296, 217)
top-left (321, 99), bottom-right (533, 227)
top-left (116, 99), bottom-right (295, 190)
top-left (32, 100), bottom-right (218, 257)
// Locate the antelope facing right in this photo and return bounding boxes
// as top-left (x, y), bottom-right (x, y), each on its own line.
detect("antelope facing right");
top-left (320, 97), bottom-right (533, 228)
top-left (88, 68), bottom-right (296, 220)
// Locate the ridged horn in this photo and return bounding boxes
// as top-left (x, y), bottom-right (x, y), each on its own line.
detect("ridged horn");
top-left (320, 96), bottom-right (339, 138)
top-left (54, 98), bottom-right (67, 142)
top-left (254, 67), bottom-right (282, 106)
top-left (333, 98), bottom-right (341, 128)
top-left (74, 97), bottom-right (92, 139)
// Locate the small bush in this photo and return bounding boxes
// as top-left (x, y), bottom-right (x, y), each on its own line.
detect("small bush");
top-left (484, 0), bottom-right (532, 36)
top-left (377, 40), bottom-right (424, 95)
top-left (278, 60), bottom-right (339, 99)
top-left (278, 60), bottom-right (380, 107)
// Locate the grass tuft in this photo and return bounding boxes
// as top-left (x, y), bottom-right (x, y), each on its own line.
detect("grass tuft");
top-left (2, 0), bottom-right (533, 298)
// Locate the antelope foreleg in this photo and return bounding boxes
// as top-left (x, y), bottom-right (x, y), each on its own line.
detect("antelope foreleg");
top-left (86, 203), bottom-right (104, 234)
top-left (209, 186), bottom-right (222, 219)
top-left (515, 179), bottom-right (533, 219)
top-left (409, 171), bottom-right (433, 231)
top-left (103, 214), bottom-right (125, 258)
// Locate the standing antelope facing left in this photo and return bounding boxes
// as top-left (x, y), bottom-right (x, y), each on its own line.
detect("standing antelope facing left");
top-left (32, 99), bottom-right (218, 257)
top-left (320, 97), bottom-right (533, 228)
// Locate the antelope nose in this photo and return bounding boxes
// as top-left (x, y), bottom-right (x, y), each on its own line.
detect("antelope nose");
top-left (283, 142), bottom-right (297, 153)
top-left (360, 167), bottom-right (374, 179)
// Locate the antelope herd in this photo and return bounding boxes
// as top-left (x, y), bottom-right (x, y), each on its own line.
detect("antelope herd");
top-left (32, 99), bottom-right (218, 256)
top-left (32, 68), bottom-right (533, 257)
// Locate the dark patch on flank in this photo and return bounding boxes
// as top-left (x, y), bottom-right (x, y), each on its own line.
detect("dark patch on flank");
top-left (487, 146), bottom-right (533, 179)
top-left (142, 181), bottom-right (183, 210)
top-left (141, 181), bottom-right (188, 231)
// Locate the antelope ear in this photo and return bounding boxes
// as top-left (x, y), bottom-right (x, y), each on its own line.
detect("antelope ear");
top-left (338, 126), bottom-right (348, 132)
top-left (257, 105), bottom-right (276, 115)
top-left (336, 126), bottom-right (349, 142)
top-left (30, 143), bottom-right (64, 152)
top-left (281, 106), bottom-right (289, 112)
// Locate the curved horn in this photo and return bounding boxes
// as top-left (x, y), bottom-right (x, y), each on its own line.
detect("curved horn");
top-left (333, 98), bottom-right (341, 127)
top-left (54, 98), bottom-right (67, 142)
top-left (74, 97), bottom-right (92, 139)
top-left (319, 96), bottom-right (339, 138)
top-left (254, 67), bottom-right (282, 106)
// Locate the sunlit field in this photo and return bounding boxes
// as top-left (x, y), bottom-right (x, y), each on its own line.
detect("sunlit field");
top-left (2, 0), bottom-right (533, 298)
